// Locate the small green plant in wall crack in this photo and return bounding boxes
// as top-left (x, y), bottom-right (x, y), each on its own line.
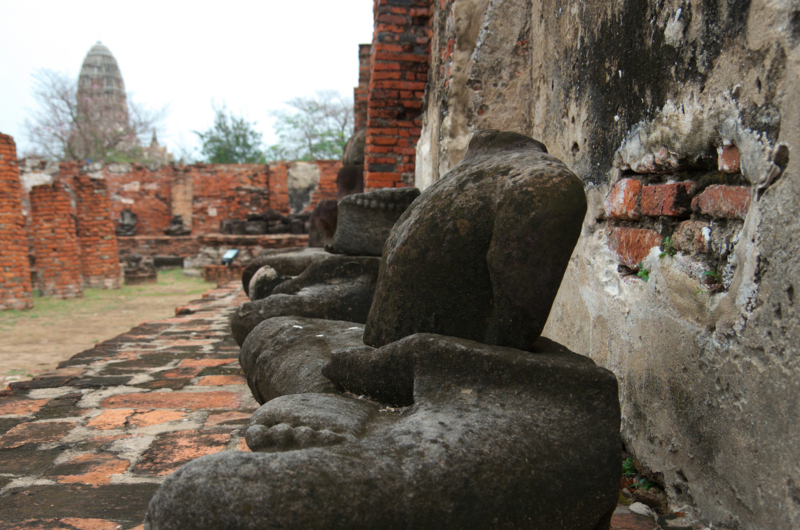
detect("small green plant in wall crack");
top-left (696, 269), bottom-right (724, 294)
top-left (622, 457), bottom-right (636, 476)
top-left (637, 261), bottom-right (650, 282)
top-left (660, 236), bottom-right (676, 258)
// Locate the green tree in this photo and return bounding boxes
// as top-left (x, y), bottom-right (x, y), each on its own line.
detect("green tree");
top-left (195, 105), bottom-right (266, 164)
top-left (268, 90), bottom-right (353, 161)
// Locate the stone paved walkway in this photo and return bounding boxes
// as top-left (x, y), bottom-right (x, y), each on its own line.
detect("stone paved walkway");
top-left (0, 281), bottom-right (663, 530)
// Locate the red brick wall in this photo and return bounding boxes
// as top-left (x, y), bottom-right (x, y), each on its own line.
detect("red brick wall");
top-left (116, 234), bottom-right (309, 261)
top-left (116, 236), bottom-right (201, 261)
top-left (190, 164), bottom-right (270, 233)
top-left (0, 134), bottom-right (34, 310)
top-left (268, 162), bottom-right (290, 214)
top-left (18, 161), bottom-right (332, 244)
top-left (355, 44), bottom-right (372, 132)
top-left (74, 176), bottom-right (122, 289)
top-left (29, 183), bottom-right (83, 299)
top-left (303, 161), bottom-right (342, 213)
top-left (101, 164), bottom-right (272, 236)
top-left (604, 145), bottom-right (751, 274)
top-left (364, 0), bottom-right (432, 190)
top-left (104, 165), bottom-right (172, 237)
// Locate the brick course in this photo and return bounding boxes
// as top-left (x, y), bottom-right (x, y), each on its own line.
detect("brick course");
top-left (604, 178), bottom-right (642, 221)
top-left (74, 176), bottom-right (121, 289)
top-left (604, 158), bottom-right (752, 280)
top-left (364, 0), bottom-right (432, 190)
top-left (607, 227), bottom-right (662, 270)
top-left (717, 145), bottom-right (741, 173)
top-left (29, 183), bottom-right (83, 299)
top-left (640, 182), bottom-right (695, 217)
top-left (691, 185), bottom-right (751, 220)
top-left (0, 133), bottom-right (33, 310)
top-left (355, 44), bottom-right (372, 132)
top-left (303, 161), bottom-right (341, 213)
top-left (268, 162), bottom-right (290, 214)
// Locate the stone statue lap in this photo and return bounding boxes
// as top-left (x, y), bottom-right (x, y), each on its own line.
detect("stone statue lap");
top-left (145, 130), bottom-right (621, 530)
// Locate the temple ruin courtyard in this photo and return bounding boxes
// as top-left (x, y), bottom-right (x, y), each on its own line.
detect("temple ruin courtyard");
top-left (0, 280), bottom-right (667, 530)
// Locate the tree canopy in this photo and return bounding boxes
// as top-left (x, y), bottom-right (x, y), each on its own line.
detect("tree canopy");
top-left (194, 105), bottom-right (266, 164)
top-left (267, 90), bottom-right (353, 161)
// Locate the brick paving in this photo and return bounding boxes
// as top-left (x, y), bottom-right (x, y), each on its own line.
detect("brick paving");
top-left (0, 282), bottom-right (255, 529)
top-left (0, 280), bottom-right (667, 530)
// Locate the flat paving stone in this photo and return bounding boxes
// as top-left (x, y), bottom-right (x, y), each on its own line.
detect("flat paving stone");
top-left (0, 282), bottom-right (250, 528)
top-left (0, 421), bottom-right (75, 449)
top-left (134, 429), bottom-right (232, 476)
top-left (0, 484), bottom-right (160, 524)
top-left (101, 390), bottom-right (243, 410)
top-left (0, 447), bottom-right (62, 475)
top-left (46, 452), bottom-right (130, 485)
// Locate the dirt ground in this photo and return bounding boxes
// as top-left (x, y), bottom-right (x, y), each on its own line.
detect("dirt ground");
top-left (0, 269), bottom-right (215, 388)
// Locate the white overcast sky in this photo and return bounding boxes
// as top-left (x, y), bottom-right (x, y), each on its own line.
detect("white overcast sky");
top-left (0, 1), bottom-right (375, 158)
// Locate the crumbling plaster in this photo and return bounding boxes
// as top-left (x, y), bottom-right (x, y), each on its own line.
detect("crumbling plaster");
top-left (417, 0), bottom-right (800, 528)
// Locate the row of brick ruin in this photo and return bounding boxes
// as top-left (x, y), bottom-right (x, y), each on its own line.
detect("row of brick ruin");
top-left (1, 0), bottom-right (434, 309)
top-left (1, 134), bottom-right (122, 307)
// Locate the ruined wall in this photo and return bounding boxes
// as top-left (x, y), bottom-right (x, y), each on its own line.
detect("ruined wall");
top-left (29, 183), bottom-right (83, 299)
top-left (18, 161), bottom-right (337, 237)
top-left (74, 176), bottom-right (122, 289)
top-left (101, 163), bottom-right (271, 236)
top-left (364, 0), bottom-right (432, 190)
top-left (0, 134), bottom-right (33, 310)
top-left (187, 164), bottom-right (270, 234)
top-left (418, 1), bottom-right (800, 529)
top-left (355, 44), bottom-right (373, 132)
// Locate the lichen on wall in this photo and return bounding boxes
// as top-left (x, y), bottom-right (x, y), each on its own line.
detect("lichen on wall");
top-left (417, 0), bottom-right (800, 528)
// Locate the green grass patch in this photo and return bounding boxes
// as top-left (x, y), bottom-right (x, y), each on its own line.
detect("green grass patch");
top-left (0, 269), bottom-right (210, 324)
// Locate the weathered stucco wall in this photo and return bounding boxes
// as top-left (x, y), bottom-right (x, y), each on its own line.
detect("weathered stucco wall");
top-left (418, 1), bottom-right (800, 528)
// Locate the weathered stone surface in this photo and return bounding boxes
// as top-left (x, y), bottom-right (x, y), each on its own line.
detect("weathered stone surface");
top-left (342, 128), bottom-right (366, 166)
top-left (163, 215), bottom-right (190, 236)
top-left (325, 187), bottom-right (421, 257)
top-left (247, 266), bottom-right (287, 302)
top-left (364, 130), bottom-right (586, 351)
top-left (231, 255), bottom-right (380, 346)
top-left (336, 164), bottom-right (364, 200)
top-left (241, 247), bottom-right (330, 296)
top-left (243, 220), bottom-right (267, 235)
top-left (145, 332), bottom-right (620, 530)
top-left (307, 199), bottom-right (338, 248)
top-left (115, 208), bottom-right (138, 236)
top-left (1, 484), bottom-right (160, 522)
top-left (239, 316), bottom-right (364, 404)
top-left (245, 393), bottom-right (375, 452)
top-left (419, 4), bottom-right (800, 527)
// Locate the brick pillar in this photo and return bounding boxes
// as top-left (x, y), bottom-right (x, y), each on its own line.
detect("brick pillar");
top-left (30, 183), bottom-right (83, 299)
top-left (268, 162), bottom-right (290, 214)
top-left (354, 44), bottom-right (372, 132)
top-left (75, 176), bottom-right (121, 289)
top-left (0, 134), bottom-right (34, 310)
top-left (364, 0), bottom-right (432, 190)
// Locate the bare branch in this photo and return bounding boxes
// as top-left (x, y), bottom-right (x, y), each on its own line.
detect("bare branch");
top-left (24, 68), bottom-right (166, 162)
